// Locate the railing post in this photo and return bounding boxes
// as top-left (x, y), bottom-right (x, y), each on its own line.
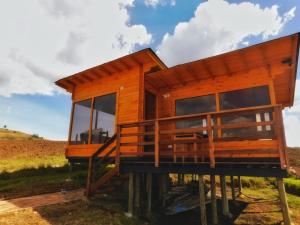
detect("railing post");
top-left (274, 106), bottom-right (286, 169)
top-left (155, 120), bottom-right (160, 167)
top-left (207, 115), bottom-right (215, 168)
top-left (116, 125), bottom-right (121, 173)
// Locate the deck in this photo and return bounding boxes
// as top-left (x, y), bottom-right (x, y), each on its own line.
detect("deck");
top-left (81, 104), bottom-right (289, 178)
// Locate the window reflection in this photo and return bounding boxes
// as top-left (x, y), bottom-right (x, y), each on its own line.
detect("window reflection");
top-left (70, 99), bottom-right (92, 145)
top-left (175, 95), bottom-right (216, 133)
top-left (91, 93), bottom-right (116, 144)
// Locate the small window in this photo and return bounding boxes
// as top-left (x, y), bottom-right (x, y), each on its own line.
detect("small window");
top-left (175, 95), bottom-right (216, 129)
top-left (220, 86), bottom-right (270, 110)
top-left (70, 99), bottom-right (92, 145)
top-left (91, 93), bottom-right (116, 144)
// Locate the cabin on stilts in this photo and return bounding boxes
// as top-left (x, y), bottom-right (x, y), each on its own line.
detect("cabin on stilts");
top-left (56, 33), bottom-right (300, 224)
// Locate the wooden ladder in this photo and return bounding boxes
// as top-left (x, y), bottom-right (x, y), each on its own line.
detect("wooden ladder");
top-left (86, 134), bottom-right (118, 196)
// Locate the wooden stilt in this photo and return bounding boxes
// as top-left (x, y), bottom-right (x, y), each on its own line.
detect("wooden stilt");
top-left (146, 173), bottom-right (152, 216)
top-left (134, 173), bottom-right (140, 209)
top-left (182, 174), bottom-right (185, 185)
top-left (220, 175), bottom-right (230, 217)
top-left (68, 162), bottom-right (73, 179)
top-left (128, 173), bottom-right (134, 217)
top-left (162, 173), bottom-right (168, 207)
top-left (277, 178), bottom-right (291, 225)
top-left (238, 176), bottom-right (242, 195)
top-left (210, 175), bottom-right (218, 225)
top-left (199, 175), bottom-right (207, 225)
top-left (230, 176), bottom-right (236, 204)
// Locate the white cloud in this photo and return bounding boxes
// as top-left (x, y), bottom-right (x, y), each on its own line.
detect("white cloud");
top-left (0, 0), bottom-right (151, 96)
top-left (144, 0), bottom-right (175, 7)
top-left (157, 0), bottom-right (296, 66)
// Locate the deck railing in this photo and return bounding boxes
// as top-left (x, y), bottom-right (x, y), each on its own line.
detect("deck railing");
top-left (115, 104), bottom-right (288, 169)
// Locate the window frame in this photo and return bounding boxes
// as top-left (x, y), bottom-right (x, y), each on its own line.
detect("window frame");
top-left (68, 92), bottom-right (118, 145)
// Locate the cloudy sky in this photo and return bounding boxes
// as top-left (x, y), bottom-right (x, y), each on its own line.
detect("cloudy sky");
top-left (0, 0), bottom-right (300, 145)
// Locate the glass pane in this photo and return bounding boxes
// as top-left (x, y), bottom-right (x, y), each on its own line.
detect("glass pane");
top-left (70, 99), bottom-right (92, 145)
top-left (91, 93), bottom-right (116, 144)
top-left (220, 86), bottom-right (270, 110)
top-left (175, 95), bottom-right (216, 131)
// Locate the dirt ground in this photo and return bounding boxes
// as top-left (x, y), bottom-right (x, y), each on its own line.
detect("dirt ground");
top-left (0, 140), bottom-right (66, 159)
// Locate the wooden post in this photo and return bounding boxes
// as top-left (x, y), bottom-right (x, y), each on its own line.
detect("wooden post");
top-left (277, 178), bottom-right (291, 225)
top-left (115, 125), bottom-right (121, 173)
top-left (199, 175), bottom-right (207, 225)
top-left (146, 173), bottom-right (152, 216)
top-left (68, 161), bottom-right (73, 180)
top-left (238, 176), bottom-right (242, 195)
top-left (128, 173), bottom-right (134, 217)
top-left (86, 157), bottom-right (93, 197)
top-left (220, 175), bottom-right (230, 217)
top-left (162, 173), bottom-right (168, 207)
top-left (207, 114), bottom-right (215, 168)
top-left (134, 173), bottom-right (140, 209)
top-left (210, 175), bottom-right (218, 225)
top-left (155, 120), bottom-right (159, 167)
top-left (230, 176), bottom-right (236, 204)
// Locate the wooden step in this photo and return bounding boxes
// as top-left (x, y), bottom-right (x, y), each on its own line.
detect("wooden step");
top-left (91, 167), bottom-right (118, 193)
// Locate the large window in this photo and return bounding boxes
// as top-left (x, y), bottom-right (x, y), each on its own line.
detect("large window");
top-left (91, 93), bottom-right (116, 144)
top-left (175, 94), bottom-right (216, 129)
top-left (220, 86), bottom-right (270, 110)
top-left (219, 86), bottom-right (272, 138)
top-left (70, 99), bottom-right (92, 145)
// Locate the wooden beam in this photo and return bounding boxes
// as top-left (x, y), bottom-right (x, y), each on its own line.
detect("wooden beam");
top-left (80, 73), bottom-right (94, 82)
top-left (185, 65), bottom-right (199, 80)
top-left (173, 68), bottom-right (187, 85)
top-left (155, 120), bottom-right (160, 167)
top-left (277, 178), bottom-right (292, 225)
top-left (131, 55), bottom-right (142, 66)
top-left (230, 176), bottom-right (236, 204)
top-left (220, 175), bottom-right (230, 217)
top-left (146, 173), bottom-right (152, 216)
top-left (199, 175), bottom-right (207, 225)
top-left (100, 67), bottom-right (112, 75)
top-left (134, 173), bottom-right (140, 209)
top-left (118, 59), bottom-right (132, 70)
top-left (128, 172), bottom-right (134, 217)
top-left (238, 50), bottom-right (250, 73)
top-left (221, 56), bottom-right (232, 76)
top-left (210, 175), bottom-right (218, 225)
top-left (202, 60), bottom-right (214, 79)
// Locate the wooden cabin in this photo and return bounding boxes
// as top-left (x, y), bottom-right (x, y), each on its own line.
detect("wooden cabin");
top-left (56, 33), bottom-right (299, 201)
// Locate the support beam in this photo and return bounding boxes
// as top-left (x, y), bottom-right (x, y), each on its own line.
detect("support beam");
top-left (146, 173), bottom-right (152, 216)
top-left (134, 173), bottom-right (140, 209)
top-left (162, 174), bottom-right (168, 207)
top-left (230, 176), bottom-right (236, 204)
top-left (128, 173), bottom-right (134, 217)
top-left (238, 176), bottom-right (242, 195)
top-left (199, 175), bottom-right (207, 225)
top-left (277, 178), bottom-right (292, 225)
top-left (210, 175), bottom-right (218, 225)
top-left (220, 175), bottom-right (230, 217)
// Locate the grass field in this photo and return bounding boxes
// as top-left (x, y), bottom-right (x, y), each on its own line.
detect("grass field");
top-left (0, 128), bottom-right (43, 141)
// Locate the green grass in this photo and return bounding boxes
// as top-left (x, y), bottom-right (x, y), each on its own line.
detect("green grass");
top-left (284, 177), bottom-right (300, 197)
top-left (0, 155), bottom-right (67, 173)
top-left (0, 164), bottom-right (87, 199)
top-left (0, 128), bottom-right (43, 140)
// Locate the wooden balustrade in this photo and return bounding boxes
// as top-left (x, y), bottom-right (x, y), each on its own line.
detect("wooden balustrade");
top-left (116, 104), bottom-right (287, 169)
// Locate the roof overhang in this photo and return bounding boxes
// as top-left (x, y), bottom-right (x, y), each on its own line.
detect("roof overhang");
top-left (55, 48), bottom-right (167, 93)
top-left (145, 33), bottom-right (300, 107)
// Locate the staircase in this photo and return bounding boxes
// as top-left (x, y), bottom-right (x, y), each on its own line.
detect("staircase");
top-left (86, 134), bottom-right (119, 196)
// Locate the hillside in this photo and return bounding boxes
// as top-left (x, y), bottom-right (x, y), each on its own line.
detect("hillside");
top-left (0, 128), bottom-right (43, 141)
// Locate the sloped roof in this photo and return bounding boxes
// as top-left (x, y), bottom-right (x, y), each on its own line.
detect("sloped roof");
top-left (145, 33), bottom-right (300, 107)
top-left (55, 48), bottom-right (167, 92)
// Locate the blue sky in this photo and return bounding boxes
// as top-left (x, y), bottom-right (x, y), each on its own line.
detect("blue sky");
top-left (0, 0), bottom-right (300, 145)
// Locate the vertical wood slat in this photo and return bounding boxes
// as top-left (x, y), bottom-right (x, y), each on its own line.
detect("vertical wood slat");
top-left (207, 114), bottom-right (215, 168)
top-left (274, 106), bottom-right (286, 169)
top-left (155, 120), bottom-right (160, 167)
top-left (278, 108), bottom-right (289, 168)
top-left (115, 125), bottom-right (121, 173)
top-left (68, 102), bottom-right (75, 144)
top-left (277, 178), bottom-right (292, 225)
top-left (215, 93), bottom-right (222, 138)
top-left (88, 98), bottom-right (95, 144)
